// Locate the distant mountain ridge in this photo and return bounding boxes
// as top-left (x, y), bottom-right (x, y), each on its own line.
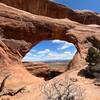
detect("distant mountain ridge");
top-left (44, 59), bottom-right (70, 63)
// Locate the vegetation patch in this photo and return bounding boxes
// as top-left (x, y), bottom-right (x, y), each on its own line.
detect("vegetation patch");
top-left (41, 78), bottom-right (85, 100)
top-left (79, 47), bottom-right (100, 79)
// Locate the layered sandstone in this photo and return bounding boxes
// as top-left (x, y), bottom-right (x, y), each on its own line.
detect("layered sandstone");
top-left (0, 0), bottom-right (100, 25)
top-left (0, 40), bottom-right (43, 88)
top-left (0, 0), bottom-right (74, 18)
top-left (23, 62), bottom-right (65, 80)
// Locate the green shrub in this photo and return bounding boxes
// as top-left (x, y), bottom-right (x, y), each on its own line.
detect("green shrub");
top-left (86, 47), bottom-right (100, 66)
top-left (86, 47), bottom-right (100, 78)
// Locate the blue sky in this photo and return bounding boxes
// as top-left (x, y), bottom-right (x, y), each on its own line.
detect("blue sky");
top-left (23, 0), bottom-right (100, 62)
top-left (23, 40), bottom-right (76, 61)
top-left (54, 0), bottom-right (100, 12)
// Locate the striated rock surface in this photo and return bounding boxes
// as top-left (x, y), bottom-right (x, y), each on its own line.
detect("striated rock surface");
top-left (0, 0), bottom-right (74, 19)
top-left (0, 0), bottom-right (100, 25)
top-left (0, 40), bottom-right (43, 87)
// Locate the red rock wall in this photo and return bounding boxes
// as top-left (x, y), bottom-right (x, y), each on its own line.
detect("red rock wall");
top-left (0, 0), bottom-right (75, 19)
top-left (1, 0), bottom-right (100, 25)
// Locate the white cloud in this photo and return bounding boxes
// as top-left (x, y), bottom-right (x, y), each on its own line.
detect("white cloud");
top-left (52, 40), bottom-right (65, 43)
top-left (22, 56), bottom-right (42, 62)
top-left (22, 50), bottom-right (76, 62)
top-left (31, 49), bottom-right (36, 52)
top-left (49, 0), bottom-right (55, 1)
top-left (58, 42), bottom-right (73, 50)
top-left (64, 51), bottom-right (72, 55)
top-left (37, 49), bottom-right (50, 55)
top-left (58, 44), bottom-right (69, 49)
top-left (22, 40), bottom-right (77, 62)
top-left (52, 40), bottom-right (73, 50)
top-left (46, 51), bottom-right (74, 60)
top-left (33, 55), bottom-right (37, 57)
top-left (26, 52), bottom-right (32, 56)
top-left (24, 49), bottom-right (36, 57)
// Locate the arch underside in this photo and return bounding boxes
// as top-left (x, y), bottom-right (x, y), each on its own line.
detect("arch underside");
top-left (0, 3), bottom-right (100, 69)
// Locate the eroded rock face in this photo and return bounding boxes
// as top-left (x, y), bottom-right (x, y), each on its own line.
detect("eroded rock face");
top-left (0, 3), bottom-right (100, 69)
top-left (0, 0), bottom-right (75, 18)
top-left (0, 40), bottom-right (43, 88)
top-left (0, 0), bottom-right (100, 25)
top-left (23, 62), bottom-right (65, 80)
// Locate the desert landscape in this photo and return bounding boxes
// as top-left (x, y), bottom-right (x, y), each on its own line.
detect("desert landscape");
top-left (0, 0), bottom-right (100, 100)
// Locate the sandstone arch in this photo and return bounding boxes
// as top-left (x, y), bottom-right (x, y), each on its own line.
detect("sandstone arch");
top-left (0, 3), bottom-right (100, 69)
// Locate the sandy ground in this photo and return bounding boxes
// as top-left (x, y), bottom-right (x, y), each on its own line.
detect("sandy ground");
top-left (0, 63), bottom-right (100, 100)
top-left (65, 68), bottom-right (100, 100)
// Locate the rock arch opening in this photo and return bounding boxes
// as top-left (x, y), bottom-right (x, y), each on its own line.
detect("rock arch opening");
top-left (22, 40), bottom-right (77, 80)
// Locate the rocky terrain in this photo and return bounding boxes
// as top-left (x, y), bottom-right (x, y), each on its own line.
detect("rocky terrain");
top-left (0, 0), bottom-right (100, 100)
top-left (23, 62), bottom-right (65, 80)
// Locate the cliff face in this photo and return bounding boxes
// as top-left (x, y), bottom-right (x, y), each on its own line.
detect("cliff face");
top-left (0, 0), bottom-right (100, 25)
top-left (0, 0), bottom-right (74, 18)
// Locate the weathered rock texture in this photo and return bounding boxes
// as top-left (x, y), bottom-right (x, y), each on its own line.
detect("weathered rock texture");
top-left (0, 1), bottom-right (100, 100)
top-left (23, 62), bottom-right (65, 80)
top-left (0, 3), bottom-right (100, 68)
top-left (0, 0), bottom-right (73, 18)
top-left (0, 40), bottom-right (43, 88)
top-left (0, 0), bottom-right (100, 25)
